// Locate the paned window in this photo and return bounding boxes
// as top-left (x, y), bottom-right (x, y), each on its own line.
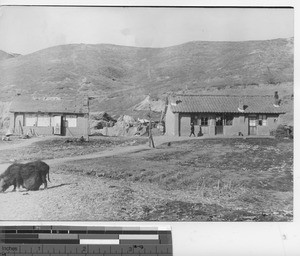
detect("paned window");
top-left (258, 115), bottom-right (267, 126)
top-left (200, 117), bottom-right (208, 126)
top-left (25, 114), bottom-right (37, 126)
top-left (37, 115), bottom-right (51, 127)
top-left (66, 115), bottom-right (77, 127)
top-left (249, 117), bottom-right (257, 127)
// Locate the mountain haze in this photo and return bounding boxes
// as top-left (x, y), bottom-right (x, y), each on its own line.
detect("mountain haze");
top-left (0, 38), bottom-right (294, 117)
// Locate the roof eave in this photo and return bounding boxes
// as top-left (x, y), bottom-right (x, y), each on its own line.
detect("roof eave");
top-left (9, 110), bottom-right (88, 114)
top-left (171, 110), bottom-right (285, 114)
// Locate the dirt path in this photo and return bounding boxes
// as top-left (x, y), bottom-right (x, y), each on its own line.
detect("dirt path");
top-left (0, 146), bottom-right (150, 174)
top-left (0, 135), bottom-right (196, 174)
top-left (0, 136), bottom-right (51, 151)
top-left (46, 135), bottom-right (200, 165)
top-left (0, 134), bottom-right (273, 175)
top-left (46, 144), bottom-right (149, 166)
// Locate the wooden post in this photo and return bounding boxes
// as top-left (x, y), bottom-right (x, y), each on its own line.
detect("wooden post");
top-left (19, 120), bottom-right (23, 135)
top-left (148, 104), bottom-right (155, 148)
top-left (86, 97), bottom-right (90, 142)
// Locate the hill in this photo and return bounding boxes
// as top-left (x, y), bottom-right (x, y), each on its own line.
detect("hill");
top-left (0, 50), bottom-right (20, 61)
top-left (0, 38), bottom-right (294, 123)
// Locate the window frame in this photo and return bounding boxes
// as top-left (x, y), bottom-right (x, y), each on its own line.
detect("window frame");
top-left (224, 114), bottom-right (234, 126)
top-left (37, 114), bottom-right (51, 127)
top-left (258, 114), bottom-right (267, 126)
top-left (200, 117), bottom-right (208, 126)
top-left (25, 114), bottom-right (37, 127)
top-left (66, 115), bottom-right (77, 128)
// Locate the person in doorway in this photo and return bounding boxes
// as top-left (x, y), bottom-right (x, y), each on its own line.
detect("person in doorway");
top-left (189, 123), bottom-right (195, 137)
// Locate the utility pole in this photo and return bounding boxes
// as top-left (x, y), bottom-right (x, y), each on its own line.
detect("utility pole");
top-left (148, 103), bottom-right (155, 148)
top-left (86, 96), bottom-right (90, 142)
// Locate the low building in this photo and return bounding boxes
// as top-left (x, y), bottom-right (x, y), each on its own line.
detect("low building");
top-left (9, 96), bottom-right (89, 138)
top-left (165, 92), bottom-right (285, 136)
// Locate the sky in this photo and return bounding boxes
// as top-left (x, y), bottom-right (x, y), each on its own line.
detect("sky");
top-left (0, 6), bottom-right (294, 55)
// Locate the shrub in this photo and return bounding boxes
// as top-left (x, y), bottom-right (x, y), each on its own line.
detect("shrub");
top-left (273, 125), bottom-right (293, 139)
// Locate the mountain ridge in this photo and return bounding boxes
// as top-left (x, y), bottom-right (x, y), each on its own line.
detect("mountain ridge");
top-left (0, 38), bottom-right (294, 120)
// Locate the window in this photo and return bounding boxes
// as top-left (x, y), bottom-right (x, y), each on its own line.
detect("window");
top-left (225, 114), bottom-right (233, 126)
top-left (25, 114), bottom-right (37, 126)
top-left (200, 117), bottom-right (208, 126)
top-left (66, 115), bottom-right (77, 127)
top-left (191, 115), bottom-right (198, 125)
top-left (50, 116), bottom-right (55, 127)
top-left (216, 116), bottom-right (223, 126)
top-left (258, 115), bottom-right (267, 126)
top-left (37, 115), bottom-right (51, 127)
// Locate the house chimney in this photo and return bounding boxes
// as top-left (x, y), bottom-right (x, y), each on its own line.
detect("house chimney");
top-left (238, 98), bottom-right (245, 112)
top-left (274, 91), bottom-right (280, 107)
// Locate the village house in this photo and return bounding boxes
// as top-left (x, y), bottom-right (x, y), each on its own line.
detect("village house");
top-left (9, 96), bottom-right (89, 138)
top-left (165, 92), bottom-right (285, 136)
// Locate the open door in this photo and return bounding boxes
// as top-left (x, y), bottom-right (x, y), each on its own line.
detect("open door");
top-left (53, 116), bottom-right (62, 135)
top-left (248, 116), bottom-right (257, 135)
top-left (215, 115), bottom-right (223, 135)
top-left (15, 114), bottom-right (24, 135)
top-left (179, 114), bottom-right (191, 136)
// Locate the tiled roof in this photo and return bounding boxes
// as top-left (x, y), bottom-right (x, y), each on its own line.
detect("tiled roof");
top-left (170, 95), bottom-right (285, 114)
top-left (10, 96), bottom-right (89, 114)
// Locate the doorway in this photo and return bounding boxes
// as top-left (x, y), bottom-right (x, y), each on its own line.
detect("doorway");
top-left (248, 115), bottom-right (257, 135)
top-left (53, 116), bottom-right (62, 135)
top-left (15, 114), bottom-right (24, 135)
top-left (179, 114), bottom-right (191, 136)
top-left (215, 115), bottom-right (223, 135)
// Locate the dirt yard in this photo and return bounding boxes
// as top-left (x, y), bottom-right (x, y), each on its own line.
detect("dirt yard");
top-left (0, 135), bottom-right (293, 221)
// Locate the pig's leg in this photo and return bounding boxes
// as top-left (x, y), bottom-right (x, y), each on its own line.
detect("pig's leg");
top-left (15, 177), bottom-right (24, 192)
top-left (42, 176), bottom-right (47, 189)
top-left (12, 179), bottom-right (17, 192)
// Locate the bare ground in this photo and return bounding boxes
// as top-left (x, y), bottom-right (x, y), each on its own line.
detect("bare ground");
top-left (0, 135), bottom-right (293, 221)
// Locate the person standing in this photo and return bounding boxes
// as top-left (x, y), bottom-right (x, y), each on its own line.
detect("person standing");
top-left (189, 123), bottom-right (195, 137)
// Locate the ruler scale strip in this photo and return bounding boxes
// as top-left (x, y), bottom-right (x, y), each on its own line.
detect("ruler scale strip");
top-left (0, 226), bottom-right (172, 256)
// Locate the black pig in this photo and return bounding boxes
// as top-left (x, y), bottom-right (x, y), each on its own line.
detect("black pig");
top-left (0, 160), bottom-right (50, 192)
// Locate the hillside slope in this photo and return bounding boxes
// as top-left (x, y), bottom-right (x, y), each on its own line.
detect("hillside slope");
top-left (0, 50), bottom-right (17, 61)
top-left (0, 38), bottom-right (294, 118)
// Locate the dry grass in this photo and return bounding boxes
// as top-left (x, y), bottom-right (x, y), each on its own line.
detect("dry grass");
top-left (54, 137), bottom-right (293, 221)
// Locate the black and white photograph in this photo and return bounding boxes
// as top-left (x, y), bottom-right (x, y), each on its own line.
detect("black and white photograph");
top-left (0, 5), bottom-right (294, 222)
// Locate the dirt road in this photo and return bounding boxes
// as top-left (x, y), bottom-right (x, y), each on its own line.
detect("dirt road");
top-left (0, 135), bottom-right (195, 174)
top-left (0, 144), bottom-right (149, 174)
